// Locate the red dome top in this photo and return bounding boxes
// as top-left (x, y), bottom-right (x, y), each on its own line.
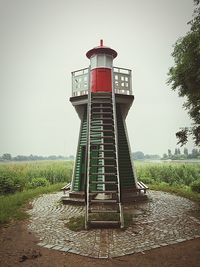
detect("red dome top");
top-left (86, 40), bottom-right (117, 59)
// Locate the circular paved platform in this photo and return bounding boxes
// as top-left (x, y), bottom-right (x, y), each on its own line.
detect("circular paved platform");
top-left (27, 191), bottom-right (200, 258)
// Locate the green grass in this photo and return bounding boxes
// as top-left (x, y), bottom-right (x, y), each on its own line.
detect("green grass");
top-left (134, 162), bottom-right (200, 201)
top-left (135, 162), bottom-right (200, 187)
top-left (0, 160), bottom-right (73, 194)
top-left (66, 216), bottom-right (85, 231)
top-left (0, 183), bottom-right (65, 225)
top-left (149, 183), bottom-right (200, 201)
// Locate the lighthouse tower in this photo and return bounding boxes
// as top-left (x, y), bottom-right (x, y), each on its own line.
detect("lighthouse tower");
top-left (67, 41), bottom-right (147, 229)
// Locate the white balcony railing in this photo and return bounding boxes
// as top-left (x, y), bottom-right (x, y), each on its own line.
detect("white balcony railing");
top-left (71, 67), bottom-right (132, 97)
top-left (113, 67), bottom-right (132, 95)
top-left (71, 68), bottom-right (89, 97)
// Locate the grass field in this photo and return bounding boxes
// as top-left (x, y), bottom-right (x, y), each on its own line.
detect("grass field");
top-left (135, 161), bottom-right (200, 186)
top-left (0, 160), bottom-right (73, 194)
top-left (135, 161), bottom-right (200, 201)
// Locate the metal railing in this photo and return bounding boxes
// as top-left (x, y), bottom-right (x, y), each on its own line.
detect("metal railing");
top-left (71, 66), bottom-right (132, 96)
top-left (71, 68), bottom-right (89, 97)
top-left (113, 67), bottom-right (132, 95)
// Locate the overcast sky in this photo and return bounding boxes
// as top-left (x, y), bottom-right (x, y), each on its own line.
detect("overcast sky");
top-left (0, 0), bottom-right (196, 157)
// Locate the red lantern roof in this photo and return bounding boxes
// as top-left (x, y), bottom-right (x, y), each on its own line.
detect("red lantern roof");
top-left (86, 40), bottom-right (117, 59)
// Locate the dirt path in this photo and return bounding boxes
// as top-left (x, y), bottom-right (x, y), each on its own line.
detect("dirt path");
top-left (0, 220), bottom-right (200, 267)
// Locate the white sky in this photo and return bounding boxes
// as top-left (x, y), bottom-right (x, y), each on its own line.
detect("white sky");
top-left (0, 0), bottom-right (195, 157)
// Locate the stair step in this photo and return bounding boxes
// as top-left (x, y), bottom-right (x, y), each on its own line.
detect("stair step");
top-left (92, 100), bottom-right (112, 103)
top-left (88, 221), bottom-right (120, 227)
top-left (92, 149), bottom-right (115, 152)
top-left (91, 105), bottom-right (111, 109)
top-left (90, 165), bottom-right (116, 168)
top-left (90, 136), bottom-right (114, 139)
top-left (91, 129), bottom-right (114, 133)
top-left (91, 99), bottom-right (112, 103)
top-left (91, 118), bottom-right (113, 121)
top-left (90, 172), bottom-right (116, 176)
top-left (91, 107), bottom-right (112, 111)
top-left (89, 190), bottom-right (117, 194)
top-left (92, 114), bottom-right (113, 118)
top-left (91, 123), bottom-right (113, 127)
top-left (90, 181), bottom-right (117, 184)
top-left (91, 157), bottom-right (116, 160)
top-left (89, 209), bottom-right (119, 213)
top-left (90, 199), bottom-right (118, 203)
top-left (90, 143), bottom-right (115, 146)
top-left (92, 112), bottom-right (112, 115)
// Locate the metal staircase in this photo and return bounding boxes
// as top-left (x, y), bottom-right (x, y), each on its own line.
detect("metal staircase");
top-left (85, 92), bottom-right (124, 229)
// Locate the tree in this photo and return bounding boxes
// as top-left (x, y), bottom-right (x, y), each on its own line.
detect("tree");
top-left (174, 148), bottom-right (178, 155)
top-left (191, 148), bottom-right (199, 158)
top-left (2, 153), bottom-right (12, 161)
top-left (183, 147), bottom-right (188, 156)
top-left (168, 1), bottom-right (200, 146)
top-left (132, 151), bottom-right (145, 160)
top-left (162, 153), bottom-right (168, 160)
top-left (168, 149), bottom-right (172, 158)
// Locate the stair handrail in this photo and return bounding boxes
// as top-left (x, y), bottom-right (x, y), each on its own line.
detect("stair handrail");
top-left (112, 67), bottom-right (124, 228)
top-left (85, 67), bottom-right (91, 229)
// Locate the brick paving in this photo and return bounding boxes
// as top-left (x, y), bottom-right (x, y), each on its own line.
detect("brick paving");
top-left (27, 191), bottom-right (200, 258)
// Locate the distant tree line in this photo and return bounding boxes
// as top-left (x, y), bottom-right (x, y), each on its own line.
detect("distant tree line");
top-left (0, 153), bottom-right (74, 162)
top-left (162, 148), bottom-right (200, 160)
top-left (1, 149), bottom-right (199, 162)
top-left (132, 151), bottom-right (160, 160)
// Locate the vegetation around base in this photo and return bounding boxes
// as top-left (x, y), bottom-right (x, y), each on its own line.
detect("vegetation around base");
top-left (0, 183), bottom-right (65, 225)
top-left (0, 160), bottom-right (72, 195)
top-left (149, 183), bottom-right (200, 201)
top-left (135, 162), bottom-right (200, 201)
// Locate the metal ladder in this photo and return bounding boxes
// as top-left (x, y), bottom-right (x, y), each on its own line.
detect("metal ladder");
top-left (85, 91), bottom-right (124, 229)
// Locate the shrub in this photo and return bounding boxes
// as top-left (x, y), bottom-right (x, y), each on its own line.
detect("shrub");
top-left (29, 177), bottom-right (50, 188)
top-left (0, 177), bottom-right (16, 194)
top-left (191, 179), bottom-right (200, 193)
